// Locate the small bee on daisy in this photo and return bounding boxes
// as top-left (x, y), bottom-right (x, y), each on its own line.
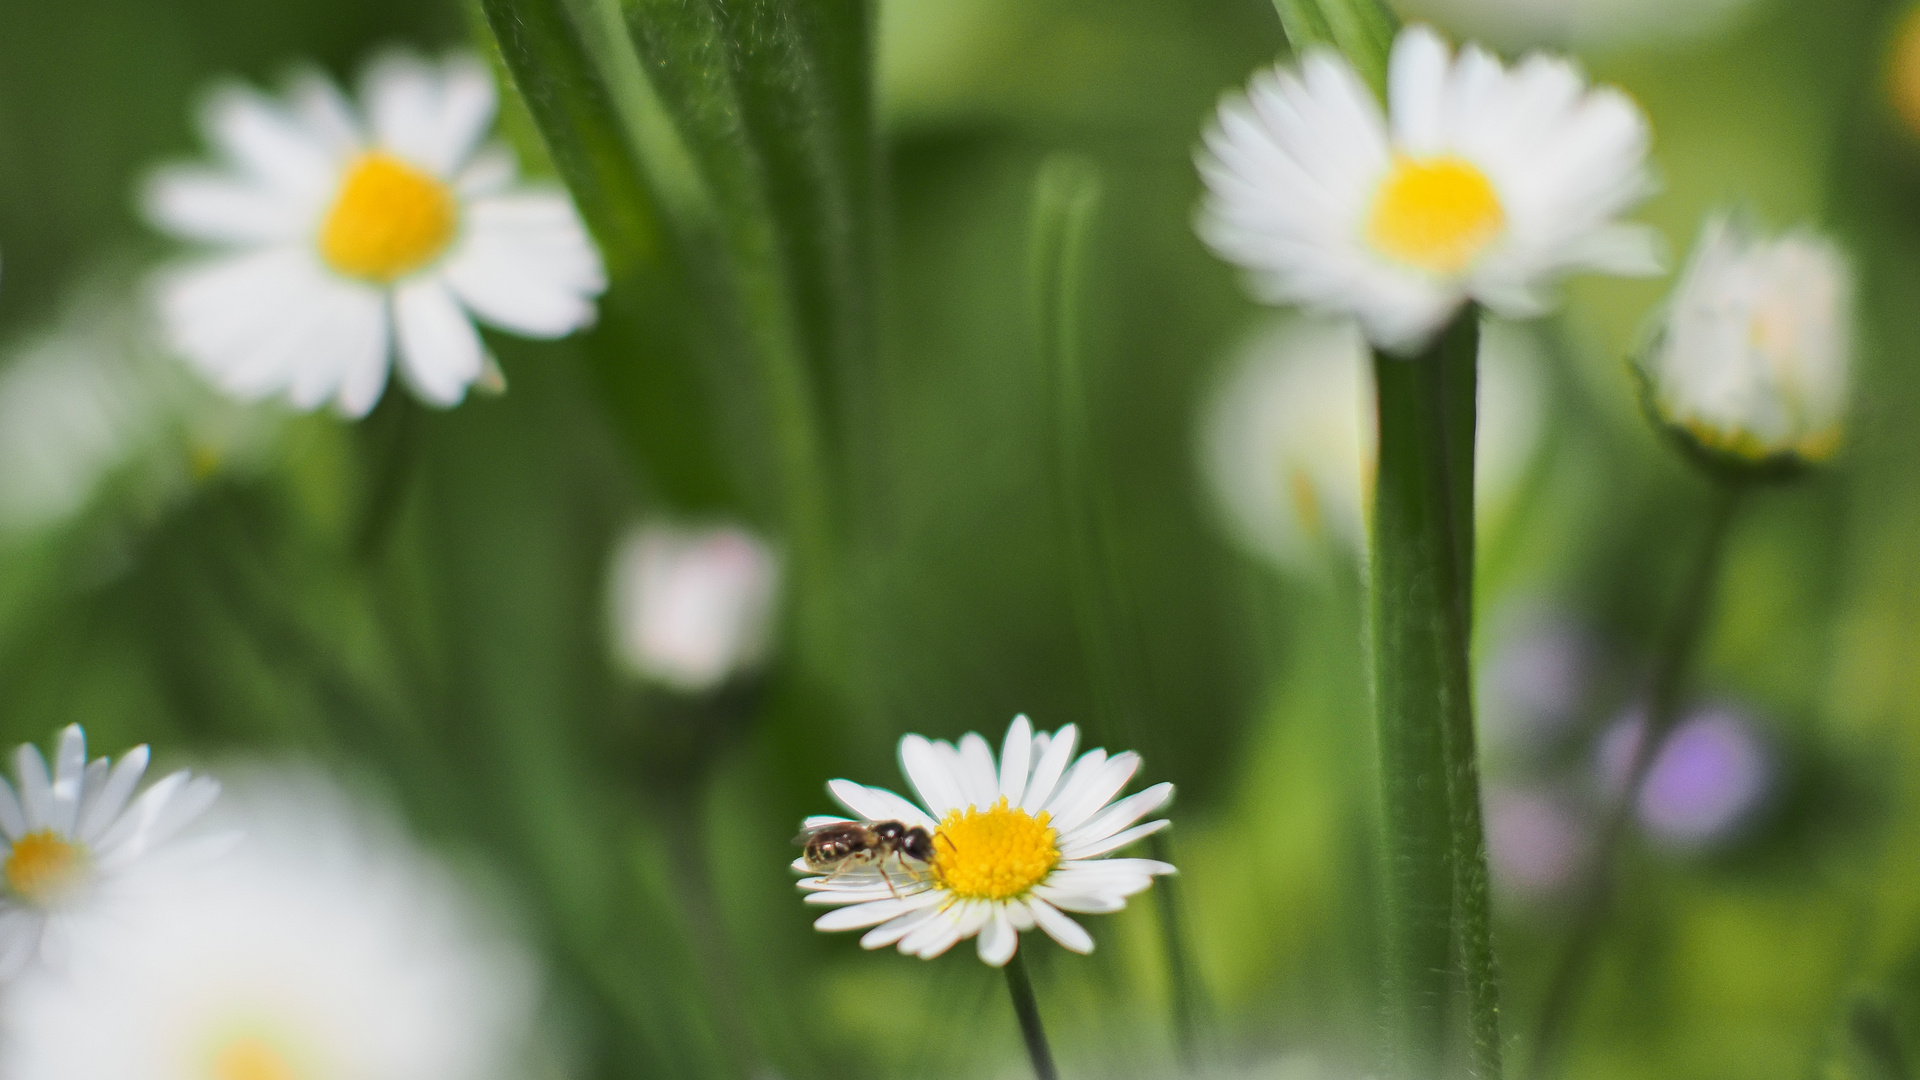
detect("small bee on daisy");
top-left (0, 725), bottom-right (220, 978)
top-left (794, 715), bottom-right (1174, 967)
top-left (1196, 23), bottom-right (1663, 354)
top-left (144, 51), bottom-right (607, 417)
top-left (1639, 213), bottom-right (1852, 471)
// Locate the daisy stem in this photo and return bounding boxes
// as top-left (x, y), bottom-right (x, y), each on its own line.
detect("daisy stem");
top-left (1270, 0), bottom-right (1397, 96)
top-left (1005, 950), bottom-right (1061, 1080)
top-left (1031, 154), bottom-right (1207, 1066)
top-left (1369, 311), bottom-right (1501, 1080)
top-left (1522, 480), bottom-right (1744, 1080)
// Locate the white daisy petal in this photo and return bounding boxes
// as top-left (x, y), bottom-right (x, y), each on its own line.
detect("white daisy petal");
top-left (998, 714), bottom-right (1033, 806)
top-left (861, 905), bottom-right (942, 950)
top-left (94, 773), bottom-right (220, 866)
top-left (285, 68), bottom-right (364, 157)
top-left (1059, 818), bottom-right (1171, 861)
top-left (899, 905), bottom-right (963, 956)
top-left (142, 167), bottom-right (311, 246)
top-left (442, 193), bottom-right (607, 338)
top-left (1060, 782), bottom-right (1174, 848)
top-left (393, 276), bottom-right (484, 407)
top-left (813, 892), bottom-right (942, 932)
top-left (1020, 723), bottom-right (1078, 813)
top-left (1049, 752), bottom-right (1143, 834)
top-left (1028, 897), bottom-right (1095, 954)
top-left (956, 733), bottom-right (1000, 809)
top-left (360, 53), bottom-right (445, 172)
top-left (201, 85), bottom-right (338, 201)
top-left (0, 779), bottom-right (26, 842)
top-left (899, 735), bottom-right (965, 817)
top-left (1031, 884), bottom-right (1128, 914)
top-left (802, 815), bottom-right (851, 829)
top-left (14, 745), bottom-right (53, 832)
top-left (825, 780), bottom-right (936, 829)
top-left (1004, 898), bottom-right (1036, 932)
top-left (0, 912), bottom-right (38, 980)
top-left (976, 907), bottom-right (1018, 967)
top-left (47, 726), bottom-right (86, 838)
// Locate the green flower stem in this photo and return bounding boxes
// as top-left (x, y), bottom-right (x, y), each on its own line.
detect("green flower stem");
top-left (1005, 951), bottom-right (1061, 1080)
top-left (1270, 0), bottom-right (1394, 96)
top-left (1523, 480), bottom-right (1745, 1080)
top-left (1030, 154), bottom-right (1206, 1065)
top-left (1369, 313), bottom-right (1492, 1079)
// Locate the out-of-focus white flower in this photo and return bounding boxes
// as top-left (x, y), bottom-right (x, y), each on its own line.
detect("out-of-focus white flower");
top-left (145, 52), bottom-right (606, 417)
top-left (0, 725), bottom-right (219, 979)
top-left (0, 273), bottom-right (282, 540)
top-left (797, 715), bottom-right (1174, 967)
top-left (609, 522), bottom-right (781, 694)
top-left (1597, 705), bottom-right (1772, 849)
top-left (1196, 24), bottom-right (1661, 354)
top-left (1642, 214), bottom-right (1852, 468)
top-left (1396, 0), bottom-right (1761, 51)
top-left (1200, 314), bottom-right (1544, 576)
top-left (0, 768), bottom-right (535, 1080)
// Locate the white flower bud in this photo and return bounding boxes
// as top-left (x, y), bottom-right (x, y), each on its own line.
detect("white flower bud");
top-left (608, 523), bottom-right (781, 693)
top-left (1644, 214), bottom-right (1853, 470)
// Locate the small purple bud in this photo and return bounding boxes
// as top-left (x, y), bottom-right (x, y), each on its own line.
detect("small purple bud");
top-left (1597, 705), bottom-right (1771, 849)
top-left (1486, 786), bottom-right (1587, 900)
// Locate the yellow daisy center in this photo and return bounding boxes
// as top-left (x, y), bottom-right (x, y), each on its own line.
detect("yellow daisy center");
top-left (212, 1038), bottom-right (302, 1080)
top-left (5, 829), bottom-right (87, 906)
top-left (1367, 154), bottom-right (1506, 275)
top-left (318, 152), bottom-right (459, 282)
top-left (931, 796), bottom-right (1060, 901)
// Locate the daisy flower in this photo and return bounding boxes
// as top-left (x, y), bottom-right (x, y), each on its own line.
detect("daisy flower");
top-left (1199, 314), bottom-right (1544, 575)
top-left (1640, 213), bottom-right (1851, 469)
top-left (0, 768), bottom-right (535, 1080)
top-left (795, 715), bottom-right (1175, 967)
top-left (1196, 23), bottom-right (1662, 354)
top-left (0, 725), bottom-right (220, 978)
top-left (144, 51), bottom-right (607, 417)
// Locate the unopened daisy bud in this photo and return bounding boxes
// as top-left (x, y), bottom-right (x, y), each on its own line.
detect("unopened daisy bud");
top-left (0, 725), bottom-right (220, 979)
top-left (795, 715), bottom-right (1175, 967)
top-left (609, 522), bottom-right (782, 694)
top-left (1196, 23), bottom-right (1661, 354)
top-left (144, 52), bottom-right (607, 417)
top-left (1640, 214), bottom-right (1852, 473)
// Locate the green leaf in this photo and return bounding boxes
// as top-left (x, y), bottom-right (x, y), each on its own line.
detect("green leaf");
top-left (1270, 0), bottom-right (1396, 97)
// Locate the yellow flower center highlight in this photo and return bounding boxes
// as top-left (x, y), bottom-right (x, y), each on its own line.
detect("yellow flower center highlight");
top-left (1367, 154), bottom-right (1505, 275)
top-left (212, 1038), bottom-right (301, 1080)
top-left (318, 152), bottom-right (459, 282)
top-left (931, 797), bottom-right (1059, 901)
top-left (4, 829), bottom-right (87, 906)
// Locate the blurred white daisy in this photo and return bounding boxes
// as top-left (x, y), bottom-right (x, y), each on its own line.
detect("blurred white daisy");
top-left (1641, 213), bottom-right (1851, 468)
top-left (608, 522), bottom-right (782, 693)
top-left (796, 714), bottom-right (1174, 967)
top-left (0, 768), bottom-right (535, 1080)
top-left (1196, 23), bottom-right (1661, 354)
top-left (0, 725), bottom-right (219, 979)
top-left (1200, 314), bottom-right (1544, 575)
top-left (145, 51), bottom-right (606, 417)
top-left (0, 270), bottom-right (283, 541)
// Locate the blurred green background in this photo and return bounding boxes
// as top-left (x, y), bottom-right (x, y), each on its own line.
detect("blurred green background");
top-left (3, 0), bottom-right (1920, 1077)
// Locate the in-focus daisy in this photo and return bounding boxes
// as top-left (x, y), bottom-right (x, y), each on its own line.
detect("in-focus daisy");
top-left (795, 715), bottom-right (1174, 967)
top-left (1196, 23), bottom-right (1661, 354)
top-left (145, 52), bottom-right (606, 417)
top-left (0, 768), bottom-right (535, 1080)
top-left (1200, 313), bottom-right (1544, 575)
top-left (0, 725), bottom-right (219, 978)
top-left (608, 522), bottom-right (782, 694)
top-left (1640, 213), bottom-right (1851, 469)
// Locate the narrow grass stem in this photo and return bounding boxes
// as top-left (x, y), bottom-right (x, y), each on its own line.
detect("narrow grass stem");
top-left (1030, 154), bottom-right (1206, 1065)
top-left (1006, 951), bottom-right (1061, 1080)
top-left (354, 392), bottom-right (422, 564)
top-left (1523, 480), bottom-right (1745, 1080)
top-left (1369, 313), bottom-right (1494, 1079)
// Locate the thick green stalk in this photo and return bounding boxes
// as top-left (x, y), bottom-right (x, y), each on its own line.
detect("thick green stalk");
top-left (1005, 951), bottom-right (1061, 1080)
top-left (1369, 314), bottom-right (1482, 1078)
top-left (1029, 154), bottom-right (1206, 1065)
